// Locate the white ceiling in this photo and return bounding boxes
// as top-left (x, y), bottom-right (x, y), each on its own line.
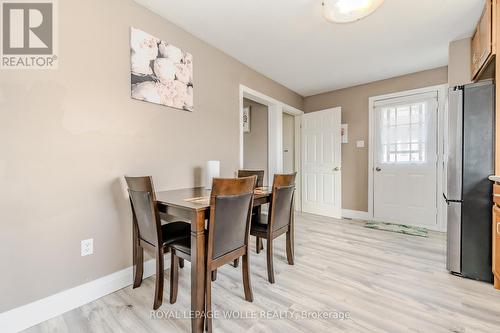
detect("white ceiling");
top-left (135, 0), bottom-right (485, 96)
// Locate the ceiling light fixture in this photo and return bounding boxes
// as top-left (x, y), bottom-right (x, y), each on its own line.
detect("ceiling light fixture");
top-left (322, 0), bottom-right (384, 23)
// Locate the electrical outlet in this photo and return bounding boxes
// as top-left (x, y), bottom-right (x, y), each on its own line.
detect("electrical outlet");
top-left (81, 239), bottom-right (93, 256)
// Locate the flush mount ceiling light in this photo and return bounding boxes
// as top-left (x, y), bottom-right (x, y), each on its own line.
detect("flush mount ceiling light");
top-left (322, 0), bottom-right (385, 23)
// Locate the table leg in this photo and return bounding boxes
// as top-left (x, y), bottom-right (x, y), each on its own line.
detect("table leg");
top-left (191, 210), bottom-right (206, 333)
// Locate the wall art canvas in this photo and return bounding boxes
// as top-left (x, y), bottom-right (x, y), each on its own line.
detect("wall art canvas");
top-left (341, 123), bottom-right (348, 143)
top-left (130, 27), bottom-right (193, 111)
top-left (243, 106), bottom-right (251, 133)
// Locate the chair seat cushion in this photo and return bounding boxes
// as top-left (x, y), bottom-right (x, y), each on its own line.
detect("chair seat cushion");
top-left (161, 221), bottom-right (191, 246)
top-left (170, 236), bottom-right (192, 255)
top-left (169, 229), bottom-right (211, 255)
top-left (251, 214), bottom-right (269, 234)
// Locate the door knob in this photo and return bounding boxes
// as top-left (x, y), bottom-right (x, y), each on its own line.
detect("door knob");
top-left (333, 167), bottom-right (341, 171)
top-left (375, 167), bottom-right (382, 172)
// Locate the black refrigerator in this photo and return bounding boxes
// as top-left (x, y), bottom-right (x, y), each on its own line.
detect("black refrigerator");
top-left (444, 80), bottom-right (494, 283)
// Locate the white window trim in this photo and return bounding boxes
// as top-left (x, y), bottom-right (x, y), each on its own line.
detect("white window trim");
top-left (368, 84), bottom-right (448, 232)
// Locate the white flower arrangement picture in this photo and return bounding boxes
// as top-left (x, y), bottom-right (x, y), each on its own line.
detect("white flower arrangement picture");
top-left (130, 27), bottom-right (194, 111)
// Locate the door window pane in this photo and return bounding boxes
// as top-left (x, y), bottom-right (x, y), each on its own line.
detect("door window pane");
top-left (378, 101), bottom-right (429, 164)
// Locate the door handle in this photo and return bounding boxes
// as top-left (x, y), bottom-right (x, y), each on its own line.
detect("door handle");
top-left (375, 167), bottom-right (382, 172)
top-left (333, 166), bottom-right (341, 171)
top-left (497, 222), bottom-right (500, 235)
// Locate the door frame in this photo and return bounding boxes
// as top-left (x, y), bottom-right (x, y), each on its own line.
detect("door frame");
top-left (239, 84), bottom-right (304, 210)
top-left (368, 84), bottom-right (448, 231)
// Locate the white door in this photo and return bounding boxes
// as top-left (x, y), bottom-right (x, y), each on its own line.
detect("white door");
top-left (283, 113), bottom-right (295, 173)
top-left (302, 108), bottom-right (342, 218)
top-left (373, 92), bottom-right (438, 228)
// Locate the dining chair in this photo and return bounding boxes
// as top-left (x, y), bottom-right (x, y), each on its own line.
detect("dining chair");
top-left (125, 176), bottom-right (191, 310)
top-left (237, 169), bottom-right (264, 187)
top-left (235, 169), bottom-right (264, 268)
top-left (250, 173), bottom-right (296, 283)
top-left (169, 176), bottom-right (256, 333)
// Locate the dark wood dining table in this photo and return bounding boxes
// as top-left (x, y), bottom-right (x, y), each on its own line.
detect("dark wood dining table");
top-left (155, 186), bottom-right (272, 333)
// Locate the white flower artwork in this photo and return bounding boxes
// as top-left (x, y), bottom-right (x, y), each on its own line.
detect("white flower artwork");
top-left (130, 27), bottom-right (193, 111)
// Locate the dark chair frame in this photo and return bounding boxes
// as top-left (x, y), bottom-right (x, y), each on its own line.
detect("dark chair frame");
top-left (169, 176), bottom-right (256, 333)
top-left (237, 170), bottom-right (265, 187)
top-left (234, 170), bottom-right (265, 268)
top-left (125, 176), bottom-right (188, 310)
top-left (251, 173), bottom-right (296, 283)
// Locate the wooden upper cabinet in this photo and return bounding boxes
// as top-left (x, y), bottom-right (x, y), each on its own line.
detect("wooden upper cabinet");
top-left (472, 0), bottom-right (495, 80)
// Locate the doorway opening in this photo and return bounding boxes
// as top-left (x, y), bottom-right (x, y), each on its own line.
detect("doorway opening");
top-left (243, 98), bottom-right (269, 185)
top-left (239, 85), bottom-right (304, 208)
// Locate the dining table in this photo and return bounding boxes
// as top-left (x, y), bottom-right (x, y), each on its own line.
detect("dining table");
top-left (154, 186), bottom-right (272, 333)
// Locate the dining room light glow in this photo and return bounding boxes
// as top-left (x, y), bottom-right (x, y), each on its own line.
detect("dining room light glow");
top-left (322, 0), bottom-right (384, 23)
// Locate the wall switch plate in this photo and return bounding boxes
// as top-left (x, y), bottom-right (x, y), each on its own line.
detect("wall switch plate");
top-left (81, 239), bottom-right (93, 256)
top-left (356, 140), bottom-right (365, 148)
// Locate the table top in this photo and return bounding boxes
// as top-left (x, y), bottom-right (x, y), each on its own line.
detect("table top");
top-left (156, 186), bottom-right (272, 212)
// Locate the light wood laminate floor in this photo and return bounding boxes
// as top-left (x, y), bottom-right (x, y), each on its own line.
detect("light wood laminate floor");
top-left (24, 213), bottom-right (500, 332)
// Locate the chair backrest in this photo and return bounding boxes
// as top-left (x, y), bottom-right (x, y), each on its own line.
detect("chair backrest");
top-left (207, 176), bottom-right (256, 260)
top-left (125, 176), bottom-right (161, 247)
top-left (238, 170), bottom-right (264, 187)
top-left (268, 173), bottom-right (296, 232)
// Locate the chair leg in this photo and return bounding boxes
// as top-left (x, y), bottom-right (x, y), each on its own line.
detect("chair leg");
top-left (256, 237), bottom-right (263, 254)
top-left (205, 269), bottom-right (213, 333)
top-left (153, 250), bottom-right (164, 310)
top-left (242, 252), bottom-right (253, 302)
top-left (179, 258), bottom-right (184, 269)
top-left (266, 238), bottom-right (275, 284)
top-left (286, 228), bottom-right (294, 265)
top-left (133, 243), bottom-right (144, 288)
top-left (211, 269), bottom-right (217, 282)
top-left (233, 258), bottom-right (239, 268)
top-left (169, 251), bottom-right (179, 304)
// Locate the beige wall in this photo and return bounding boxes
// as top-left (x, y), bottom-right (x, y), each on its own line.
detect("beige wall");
top-left (243, 99), bottom-right (268, 183)
top-left (303, 67), bottom-right (448, 212)
top-left (449, 38), bottom-right (472, 86)
top-left (0, 0), bottom-right (302, 312)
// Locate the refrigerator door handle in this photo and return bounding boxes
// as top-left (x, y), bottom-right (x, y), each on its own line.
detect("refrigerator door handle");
top-left (443, 193), bottom-right (463, 205)
top-left (443, 193), bottom-right (449, 205)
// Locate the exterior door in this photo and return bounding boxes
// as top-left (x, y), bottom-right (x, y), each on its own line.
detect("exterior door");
top-left (301, 107), bottom-right (342, 218)
top-left (373, 92), bottom-right (438, 228)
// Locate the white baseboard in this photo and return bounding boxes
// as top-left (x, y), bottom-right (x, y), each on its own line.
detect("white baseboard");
top-left (342, 209), bottom-right (371, 221)
top-left (0, 257), bottom-right (167, 333)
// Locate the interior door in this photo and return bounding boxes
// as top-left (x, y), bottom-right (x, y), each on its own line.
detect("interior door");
top-left (373, 92), bottom-right (438, 228)
top-left (301, 107), bottom-right (341, 218)
top-left (283, 113), bottom-right (295, 173)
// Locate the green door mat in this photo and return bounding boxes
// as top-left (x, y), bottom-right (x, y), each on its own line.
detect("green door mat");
top-left (364, 222), bottom-right (428, 237)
